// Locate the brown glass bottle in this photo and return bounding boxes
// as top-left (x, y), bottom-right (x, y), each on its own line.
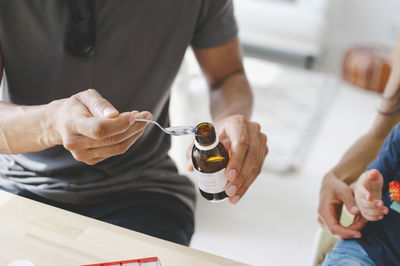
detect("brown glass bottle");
top-left (192, 122), bottom-right (229, 201)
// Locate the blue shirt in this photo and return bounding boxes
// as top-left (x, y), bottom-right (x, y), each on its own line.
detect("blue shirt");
top-left (356, 123), bottom-right (400, 265)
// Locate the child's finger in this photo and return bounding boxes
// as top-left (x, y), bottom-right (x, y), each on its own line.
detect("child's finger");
top-left (367, 169), bottom-right (380, 179)
top-left (361, 205), bottom-right (386, 218)
top-left (360, 207), bottom-right (384, 221)
top-left (364, 191), bottom-right (371, 201)
top-left (357, 181), bottom-right (372, 201)
top-left (374, 199), bottom-right (384, 207)
top-left (358, 198), bottom-right (387, 217)
top-left (365, 214), bottom-right (384, 221)
top-left (362, 169), bottom-right (384, 200)
top-left (359, 195), bottom-right (384, 210)
top-left (358, 194), bottom-right (376, 209)
top-left (382, 207), bottom-right (389, 215)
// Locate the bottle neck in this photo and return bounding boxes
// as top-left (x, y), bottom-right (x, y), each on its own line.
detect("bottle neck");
top-left (194, 135), bottom-right (219, 151)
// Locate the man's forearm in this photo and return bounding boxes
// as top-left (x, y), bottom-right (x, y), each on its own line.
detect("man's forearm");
top-left (0, 101), bottom-right (60, 154)
top-left (210, 71), bottom-right (253, 121)
top-left (0, 46), bottom-right (60, 154)
top-left (193, 38), bottom-right (253, 121)
top-left (0, 46), bottom-right (3, 85)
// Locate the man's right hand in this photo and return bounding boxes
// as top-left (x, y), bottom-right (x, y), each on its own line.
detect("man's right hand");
top-left (52, 89), bottom-right (151, 165)
top-left (318, 172), bottom-right (368, 239)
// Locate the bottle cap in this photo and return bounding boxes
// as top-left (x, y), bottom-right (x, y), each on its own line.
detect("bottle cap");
top-left (195, 122), bottom-right (216, 146)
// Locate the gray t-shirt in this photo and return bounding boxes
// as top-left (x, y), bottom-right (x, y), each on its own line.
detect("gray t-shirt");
top-left (0, 0), bottom-right (238, 210)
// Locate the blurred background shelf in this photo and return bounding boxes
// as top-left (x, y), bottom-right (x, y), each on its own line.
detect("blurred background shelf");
top-left (234, 0), bottom-right (331, 69)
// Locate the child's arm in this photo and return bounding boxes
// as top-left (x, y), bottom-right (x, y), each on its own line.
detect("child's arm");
top-left (354, 169), bottom-right (390, 221)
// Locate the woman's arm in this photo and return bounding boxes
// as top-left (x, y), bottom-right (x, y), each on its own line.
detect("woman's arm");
top-left (329, 116), bottom-right (400, 185)
top-left (318, 37), bottom-right (400, 238)
top-left (329, 38), bottom-right (400, 184)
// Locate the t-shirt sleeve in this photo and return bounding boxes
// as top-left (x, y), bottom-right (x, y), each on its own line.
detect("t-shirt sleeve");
top-left (191, 0), bottom-right (238, 49)
top-left (367, 123), bottom-right (400, 188)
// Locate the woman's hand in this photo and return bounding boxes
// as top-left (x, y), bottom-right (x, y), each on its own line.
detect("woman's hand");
top-left (318, 172), bottom-right (368, 239)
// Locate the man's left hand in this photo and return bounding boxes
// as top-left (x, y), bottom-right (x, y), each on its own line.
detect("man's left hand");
top-left (214, 115), bottom-right (268, 204)
top-left (187, 115), bottom-right (267, 203)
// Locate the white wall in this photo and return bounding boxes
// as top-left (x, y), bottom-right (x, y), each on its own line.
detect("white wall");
top-left (318, 0), bottom-right (400, 74)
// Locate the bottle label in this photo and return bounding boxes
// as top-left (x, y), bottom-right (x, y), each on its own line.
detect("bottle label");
top-left (194, 168), bottom-right (227, 194)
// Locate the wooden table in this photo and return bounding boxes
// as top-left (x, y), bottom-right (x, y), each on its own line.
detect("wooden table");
top-left (0, 190), bottom-right (248, 266)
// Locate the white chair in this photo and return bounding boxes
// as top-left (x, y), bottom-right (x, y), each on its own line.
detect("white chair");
top-left (309, 210), bottom-right (354, 265)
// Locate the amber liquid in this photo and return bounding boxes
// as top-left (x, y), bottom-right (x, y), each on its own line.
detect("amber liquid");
top-left (192, 143), bottom-right (229, 201)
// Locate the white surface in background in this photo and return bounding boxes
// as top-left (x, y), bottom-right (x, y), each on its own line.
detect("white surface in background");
top-left (315, 0), bottom-right (400, 76)
top-left (247, 58), bottom-right (338, 173)
top-left (0, 70), bottom-right (9, 101)
top-left (169, 53), bottom-right (382, 265)
top-left (326, 0), bottom-right (400, 48)
top-left (233, 0), bottom-right (330, 56)
top-left (8, 260), bottom-right (34, 266)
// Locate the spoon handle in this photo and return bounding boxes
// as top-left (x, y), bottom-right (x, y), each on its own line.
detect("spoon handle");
top-left (135, 118), bottom-right (153, 123)
top-left (135, 118), bottom-right (170, 134)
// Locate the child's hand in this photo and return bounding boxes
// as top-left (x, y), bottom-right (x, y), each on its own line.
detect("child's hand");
top-left (355, 169), bottom-right (389, 221)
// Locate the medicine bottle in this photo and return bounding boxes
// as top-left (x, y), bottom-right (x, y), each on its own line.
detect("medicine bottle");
top-left (192, 122), bottom-right (229, 201)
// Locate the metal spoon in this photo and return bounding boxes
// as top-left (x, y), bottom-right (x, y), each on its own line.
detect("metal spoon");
top-left (135, 118), bottom-right (197, 136)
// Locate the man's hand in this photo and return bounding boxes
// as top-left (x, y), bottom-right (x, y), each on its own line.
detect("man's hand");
top-left (215, 114), bottom-right (268, 204)
top-left (53, 89), bottom-right (152, 165)
top-left (354, 169), bottom-right (389, 221)
top-left (187, 115), bottom-right (267, 204)
top-left (191, 38), bottom-right (267, 203)
top-left (318, 172), bottom-right (367, 239)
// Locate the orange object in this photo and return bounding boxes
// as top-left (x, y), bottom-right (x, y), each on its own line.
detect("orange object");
top-left (81, 256), bottom-right (161, 266)
top-left (343, 47), bottom-right (393, 93)
top-left (389, 180), bottom-right (400, 202)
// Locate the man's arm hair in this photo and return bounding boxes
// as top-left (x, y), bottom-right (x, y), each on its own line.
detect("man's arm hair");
top-left (0, 45), bottom-right (61, 154)
top-left (193, 37), bottom-right (253, 122)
